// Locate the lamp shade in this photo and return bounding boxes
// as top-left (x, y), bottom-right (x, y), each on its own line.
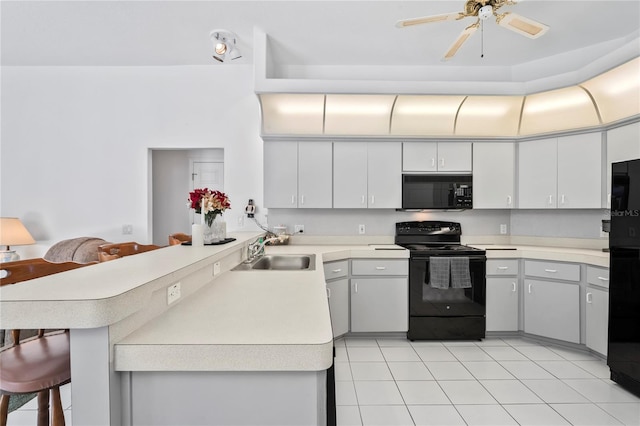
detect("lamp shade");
top-left (0, 218), bottom-right (35, 246)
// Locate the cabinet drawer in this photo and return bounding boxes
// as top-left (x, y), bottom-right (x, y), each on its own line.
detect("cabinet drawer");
top-left (323, 260), bottom-right (349, 280)
top-left (486, 259), bottom-right (519, 276)
top-left (352, 259), bottom-right (408, 276)
top-left (524, 260), bottom-right (580, 282)
top-left (587, 266), bottom-right (610, 289)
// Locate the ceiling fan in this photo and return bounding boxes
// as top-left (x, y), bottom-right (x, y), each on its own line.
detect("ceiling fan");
top-left (396, 0), bottom-right (549, 61)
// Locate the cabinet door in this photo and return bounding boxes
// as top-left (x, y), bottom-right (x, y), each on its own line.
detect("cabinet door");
top-left (264, 141), bottom-right (298, 208)
top-left (367, 142), bottom-right (402, 208)
top-left (606, 123), bottom-right (640, 208)
top-left (586, 287), bottom-right (609, 356)
top-left (334, 142), bottom-right (368, 208)
top-left (524, 279), bottom-right (580, 343)
top-left (351, 278), bottom-right (408, 332)
top-left (327, 278), bottom-right (350, 338)
top-left (518, 138), bottom-right (558, 208)
top-left (298, 142), bottom-right (333, 208)
top-left (473, 142), bottom-right (515, 208)
top-left (557, 133), bottom-right (602, 208)
top-left (403, 142), bottom-right (437, 172)
top-left (438, 142), bottom-right (472, 172)
top-left (486, 277), bottom-right (518, 332)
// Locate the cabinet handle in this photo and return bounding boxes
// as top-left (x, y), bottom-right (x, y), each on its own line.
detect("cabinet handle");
top-left (528, 283), bottom-right (532, 294)
top-left (544, 269), bottom-right (557, 273)
top-left (498, 266), bottom-right (509, 270)
top-left (375, 266), bottom-right (386, 270)
top-left (300, 195), bottom-right (305, 205)
top-left (354, 282), bottom-right (358, 293)
top-left (512, 282), bottom-right (517, 292)
top-left (507, 195), bottom-right (512, 206)
top-left (371, 195), bottom-right (375, 205)
top-left (561, 194), bottom-right (566, 204)
top-left (332, 269), bottom-right (342, 273)
top-left (431, 158), bottom-right (435, 167)
top-left (586, 292), bottom-right (593, 304)
top-left (327, 288), bottom-right (331, 298)
top-left (440, 158), bottom-right (445, 167)
top-left (291, 195), bottom-right (296, 205)
top-left (597, 276), bottom-right (609, 281)
top-left (361, 195), bottom-right (366, 205)
top-left (548, 195), bottom-right (553, 205)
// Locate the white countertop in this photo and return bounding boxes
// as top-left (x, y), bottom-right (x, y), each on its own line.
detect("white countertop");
top-left (473, 244), bottom-right (609, 268)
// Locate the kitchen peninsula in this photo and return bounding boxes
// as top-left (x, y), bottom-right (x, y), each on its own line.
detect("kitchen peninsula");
top-left (0, 232), bottom-right (410, 426)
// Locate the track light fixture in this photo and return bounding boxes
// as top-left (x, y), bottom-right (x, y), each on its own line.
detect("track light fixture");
top-left (210, 30), bottom-right (241, 63)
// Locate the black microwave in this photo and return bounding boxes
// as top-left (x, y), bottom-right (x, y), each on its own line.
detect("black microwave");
top-left (402, 174), bottom-right (473, 210)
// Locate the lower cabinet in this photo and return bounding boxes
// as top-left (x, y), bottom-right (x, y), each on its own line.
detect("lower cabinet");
top-left (585, 266), bottom-right (610, 356)
top-left (327, 278), bottom-right (349, 337)
top-left (486, 277), bottom-right (519, 332)
top-left (524, 279), bottom-right (580, 343)
top-left (351, 278), bottom-right (408, 332)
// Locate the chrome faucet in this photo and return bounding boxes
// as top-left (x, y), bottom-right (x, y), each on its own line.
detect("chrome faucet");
top-left (246, 236), bottom-right (284, 263)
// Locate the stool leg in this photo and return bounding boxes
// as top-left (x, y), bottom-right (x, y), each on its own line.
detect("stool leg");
top-left (51, 387), bottom-right (65, 426)
top-left (0, 394), bottom-right (10, 426)
top-left (36, 390), bottom-right (50, 426)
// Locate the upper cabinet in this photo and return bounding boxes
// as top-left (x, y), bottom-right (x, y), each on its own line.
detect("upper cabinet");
top-left (473, 142), bottom-right (515, 209)
top-left (606, 122), bottom-right (640, 208)
top-left (402, 142), bottom-right (472, 173)
top-left (334, 142), bottom-right (402, 209)
top-left (518, 133), bottom-right (602, 209)
top-left (264, 141), bottom-right (332, 208)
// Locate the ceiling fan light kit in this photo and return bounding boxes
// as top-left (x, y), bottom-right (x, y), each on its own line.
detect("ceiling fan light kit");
top-left (396, 0), bottom-right (549, 60)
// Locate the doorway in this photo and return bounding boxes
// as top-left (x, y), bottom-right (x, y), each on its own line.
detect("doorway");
top-left (151, 148), bottom-right (224, 246)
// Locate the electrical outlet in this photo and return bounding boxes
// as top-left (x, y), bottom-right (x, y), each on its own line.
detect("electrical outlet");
top-left (167, 282), bottom-right (181, 305)
top-left (358, 224), bottom-right (366, 234)
top-left (122, 224), bottom-right (133, 235)
top-left (500, 224), bottom-right (508, 235)
top-left (237, 215), bottom-right (244, 227)
top-left (213, 261), bottom-right (221, 276)
top-left (294, 225), bottom-right (304, 234)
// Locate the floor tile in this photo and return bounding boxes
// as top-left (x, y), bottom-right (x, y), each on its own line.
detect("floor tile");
top-left (597, 402), bottom-right (640, 425)
top-left (354, 381), bottom-right (404, 405)
top-left (503, 404), bottom-right (570, 425)
top-left (336, 346), bottom-right (349, 362)
top-left (424, 361), bottom-right (474, 380)
top-left (521, 379), bottom-right (590, 403)
top-left (550, 403), bottom-right (624, 425)
top-left (395, 381), bottom-right (450, 405)
top-left (462, 361), bottom-right (515, 380)
top-left (6, 409), bottom-right (38, 426)
top-left (387, 362), bottom-right (434, 381)
top-left (348, 346), bottom-right (385, 362)
top-left (515, 345), bottom-right (565, 360)
top-left (337, 405), bottom-right (362, 426)
top-left (380, 346), bottom-right (421, 362)
top-left (455, 404), bottom-right (518, 425)
top-left (346, 338), bottom-right (380, 347)
top-left (572, 360), bottom-right (611, 379)
top-left (408, 405), bottom-right (466, 425)
top-left (438, 380), bottom-right (497, 405)
top-left (480, 379), bottom-right (544, 404)
top-left (359, 405), bottom-right (414, 426)
top-left (336, 362), bottom-right (353, 381)
top-left (475, 338), bottom-right (509, 347)
top-left (414, 346), bottom-right (456, 362)
top-left (549, 346), bottom-right (601, 361)
top-left (448, 346), bottom-right (493, 361)
top-left (537, 360), bottom-right (598, 379)
top-left (442, 340), bottom-right (478, 347)
top-left (410, 341), bottom-right (445, 348)
top-left (335, 338), bottom-right (347, 348)
top-left (482, 346), bottom-right (528, 361)
top-left (498, 360), bottom-right (556, 379)
top-left (337, 381), bottom-right (359, 405)
top-left (501, 337), bottom-right (540, 347)
top-left (350, 362), bottom-right (394, 381)
top-left (563, 379), bottom-right (640, 403)
top-left (377, 338), bottom-right (413, 347)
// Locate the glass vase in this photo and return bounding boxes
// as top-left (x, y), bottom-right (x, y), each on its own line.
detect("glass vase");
top-left (203, 214), bottom-right (226, 244)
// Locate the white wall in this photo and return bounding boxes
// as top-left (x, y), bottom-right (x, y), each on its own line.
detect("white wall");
top-left (1, 65), bottom-right (264, 258)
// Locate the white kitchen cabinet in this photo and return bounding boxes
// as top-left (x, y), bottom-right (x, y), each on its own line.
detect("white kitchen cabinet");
top-left (403, 142), bottom-right (472, 172)
top-left (585, 266), bottom-right (609, 356)
top-left (606, 122), bottom-right (640, 208)
top-left (486, 259), bottom-right (519, 332)
top-left (473, 142), bottom-right (516, 208)
top-left (350, 259), bottom-right (408, 333)
top-left (324, 260), bottom-right (350, 338)
top-left (523, 260), bottom-right (581, 343)
top-left (518, 133), bottom-right (602, 208)
top-left (333, 142), bottom-right (401, 209)
top-left (264, 141), bottom-right (332, 208)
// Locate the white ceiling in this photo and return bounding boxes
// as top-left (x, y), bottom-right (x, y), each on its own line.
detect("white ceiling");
top-left (2, 0), bottom-right (639, 85)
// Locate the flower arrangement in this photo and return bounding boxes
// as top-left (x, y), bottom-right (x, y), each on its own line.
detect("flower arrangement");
top-left (188, 188), bottom-right (231, 226)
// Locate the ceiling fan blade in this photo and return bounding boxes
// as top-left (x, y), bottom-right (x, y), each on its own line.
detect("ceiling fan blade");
top-left (497, 12), bottom-right (549, 39)
top-left (443, 22), bottom-right (479, 61)
top-left (396, 11), bottom-right (465, 28)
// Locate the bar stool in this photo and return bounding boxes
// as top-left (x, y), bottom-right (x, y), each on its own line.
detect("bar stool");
top-left (168, 233), bottom-right (191, 246)
top-left (97, 241), bottom-right (161, 262)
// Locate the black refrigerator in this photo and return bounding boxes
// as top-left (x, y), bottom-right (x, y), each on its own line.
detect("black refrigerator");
top-left (608, 158), bottom-right (640, 397)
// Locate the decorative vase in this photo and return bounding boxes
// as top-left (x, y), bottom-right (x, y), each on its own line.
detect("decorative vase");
top-left (203, 214), bottom-right (226, 244)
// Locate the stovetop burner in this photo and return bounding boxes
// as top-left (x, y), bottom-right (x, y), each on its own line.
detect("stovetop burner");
top-left (395, 221), bottom-right (485, 256)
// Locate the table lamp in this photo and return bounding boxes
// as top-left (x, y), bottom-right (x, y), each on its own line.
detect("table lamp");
top-left (0, 217), bottom-right (36, 262)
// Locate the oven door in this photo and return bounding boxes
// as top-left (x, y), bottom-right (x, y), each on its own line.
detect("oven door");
top-left (409, 254), bottom-right (486, 317)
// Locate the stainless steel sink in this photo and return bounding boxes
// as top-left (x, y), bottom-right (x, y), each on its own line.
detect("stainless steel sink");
top-left (232, 254), bottom-right (316, 271)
